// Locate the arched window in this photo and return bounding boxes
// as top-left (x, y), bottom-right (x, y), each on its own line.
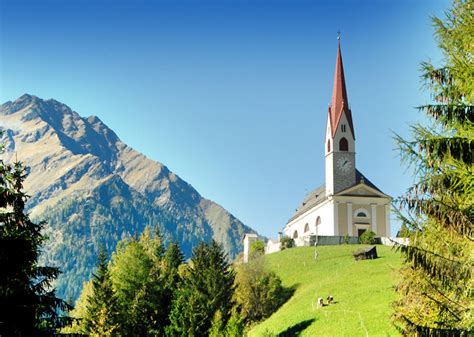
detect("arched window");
top-left (315, 216), bottom-right (322, 235)
top-left (327, 140), bottom-right (331, 152)
top-left (304, 223), bottom-right (310, 233)
top-left (354, 209), bottom-right (369, 218)
top-left (293, 230), bottom-right (298, 239)
top-left (339, 137), bottom-right (348, 151)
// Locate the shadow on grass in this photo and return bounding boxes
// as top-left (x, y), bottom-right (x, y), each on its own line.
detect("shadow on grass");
top-left (278, 318), bottom-right (316, 337)
top-left (279, 283), bottom-right (298, 304)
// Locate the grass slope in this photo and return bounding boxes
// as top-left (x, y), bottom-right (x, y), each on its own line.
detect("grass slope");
top-left (248, 245), bottom-right (402, 337)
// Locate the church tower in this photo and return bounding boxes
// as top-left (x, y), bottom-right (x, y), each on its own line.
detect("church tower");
top-left (325, 39), bottom-right (356, 196)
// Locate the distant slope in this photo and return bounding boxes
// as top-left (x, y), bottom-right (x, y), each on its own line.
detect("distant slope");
top-left (0, 94), bottom-right (257, 300)
top-left (249, 245), bottom-right (401, 337)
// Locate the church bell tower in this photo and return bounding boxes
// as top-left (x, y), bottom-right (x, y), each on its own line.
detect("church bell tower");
top-left (325, 38), bottom-right (356, 196)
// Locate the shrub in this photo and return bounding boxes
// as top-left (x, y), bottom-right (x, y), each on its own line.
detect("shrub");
top-left (280, 236), bottom-right (295, 250)
top-left (250, 240), bottom-right (265, 258)
top-left (234, 256), bottom-right (290, 324)
top-left (359, 230), bottom-right (376, 244)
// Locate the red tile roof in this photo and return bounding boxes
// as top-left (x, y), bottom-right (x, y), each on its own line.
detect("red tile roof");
top-left (329, 42), bottom-right (355, 139)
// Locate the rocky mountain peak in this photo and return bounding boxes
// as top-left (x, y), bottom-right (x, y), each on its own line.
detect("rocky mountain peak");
top-left (0, 94), bottom-right (257, 301)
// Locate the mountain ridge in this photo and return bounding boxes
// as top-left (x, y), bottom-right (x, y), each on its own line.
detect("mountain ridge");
top-left (0, 94), bottom-right (257, 300)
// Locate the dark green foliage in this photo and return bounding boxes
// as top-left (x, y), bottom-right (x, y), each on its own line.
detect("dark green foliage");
top-left (280, 236), bottom-right (295, 250)
top-left (0, 159), bottom-right (69, 336)
top-left (393, 0), bottom-right (473, 333)
top-left (84, 247), bottom-right (119, 336)
top-left (234, 256), bottom-right (290, 324)
top-left (167, 240), bottom-right (235, 337)
top-left (359, 230), bottom-right (376, 244)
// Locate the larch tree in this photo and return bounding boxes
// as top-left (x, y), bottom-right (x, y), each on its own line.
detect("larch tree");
top-left (393, 0), bottom-right (473, 335)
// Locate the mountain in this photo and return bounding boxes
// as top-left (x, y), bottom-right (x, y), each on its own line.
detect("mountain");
top-left (0, 94), bottom-right (257, 300)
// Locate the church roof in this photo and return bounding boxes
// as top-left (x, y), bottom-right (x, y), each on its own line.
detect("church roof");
top-left (329, 40), bottom-right (355, 139)
top-left (286, 170), bottom-right (383, 223)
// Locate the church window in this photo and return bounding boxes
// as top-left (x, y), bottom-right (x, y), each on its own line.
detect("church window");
top-left (339, 137), bottom-right (348, 151)
top-left (293, 230), bottom-right (298, 239)
top-left (315, 216), bottom-right (321, 232)
top-left (355, 209), bottom-right (368, 218)
top-left (304, 223), bottom-right (310, 233)
top-left (327, 140), bottom-right (331, 152)
top-left (341, 124), bottom-right (346, 132)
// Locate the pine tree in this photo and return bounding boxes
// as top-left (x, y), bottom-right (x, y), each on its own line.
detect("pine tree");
top-left (0, 159), bottom-right (69, 336)
top-left (393, 0), bottom-right (473, 334)
top-left (167, 240), bottom-right (235, 337)
top-left (84, 247), bottom-right (119, 336)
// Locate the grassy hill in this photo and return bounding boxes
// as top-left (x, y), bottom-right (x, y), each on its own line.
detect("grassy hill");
top-left (248, 245), bottom-right (402, 337)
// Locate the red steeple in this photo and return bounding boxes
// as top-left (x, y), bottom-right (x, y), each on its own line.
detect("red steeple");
top-left (328, 39), bottom-right (355, 139)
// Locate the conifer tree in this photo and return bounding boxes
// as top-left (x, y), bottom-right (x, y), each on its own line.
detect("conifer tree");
top-left (84, 247), bottom-right (119, 336)
top-left (393, 0), bottom-right (473, 334)
top-left (167, 240), bottom-right (235, 337)
top-left (0, 159), bottom-right (68, 336)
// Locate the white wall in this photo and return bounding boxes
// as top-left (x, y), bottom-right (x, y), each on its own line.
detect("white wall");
top-left (283, 200), bottom-right (335, 245)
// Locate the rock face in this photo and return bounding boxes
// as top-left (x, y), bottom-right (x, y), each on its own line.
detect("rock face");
top-left (0, 94), bottom-right (256, 300)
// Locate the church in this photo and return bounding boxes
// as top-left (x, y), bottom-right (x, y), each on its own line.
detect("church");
top-left (282, 41), bottom-right (391, 245)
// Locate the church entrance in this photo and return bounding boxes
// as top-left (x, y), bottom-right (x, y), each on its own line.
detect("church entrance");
top-left (357, 228), bottom-right (367, 237)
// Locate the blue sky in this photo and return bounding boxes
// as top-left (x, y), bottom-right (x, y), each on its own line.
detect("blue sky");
top-left (1, 0), bottom-right (448, 237)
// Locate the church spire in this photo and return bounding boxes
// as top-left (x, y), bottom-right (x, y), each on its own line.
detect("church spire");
top-left (329, 37), bottom-right (355, 139)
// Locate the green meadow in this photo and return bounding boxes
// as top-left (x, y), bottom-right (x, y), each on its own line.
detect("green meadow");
top-left (248, 245), bottom-right (402, 337)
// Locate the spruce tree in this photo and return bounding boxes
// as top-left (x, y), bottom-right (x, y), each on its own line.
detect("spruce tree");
top-left (393, 0), bottom-right (473, 334)
top-left (167, 240), bottom-right (235, 337)
top-left (84, 247), bottom-right (119, 336)
top-left (0, 159), bottom-right (68, 336)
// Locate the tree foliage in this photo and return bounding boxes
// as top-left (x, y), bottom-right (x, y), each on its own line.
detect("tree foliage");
top-left (0, 158), bottom-right (69, 336)
top-left (393, 0), bottom-right (473, 334)
top-left (167, 240), bottom-right (235, 337)
top-left (234, 255), bottom-right (288, 324)
top-left (84, 247), bottom-right (120, 336)
top-left (69, 227), bottom-right (184, 336)
top-left (250, 240), bottom-right (265, 258)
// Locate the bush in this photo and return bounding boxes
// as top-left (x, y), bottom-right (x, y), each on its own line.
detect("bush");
top-left (234, 257), bottom-right (290, 324)
top-left (359, 230), bottom-right (376, 244)
top-left (280, 236), bottom-right (295, 250)
top-left (250, 240), bottom-right (265, 258)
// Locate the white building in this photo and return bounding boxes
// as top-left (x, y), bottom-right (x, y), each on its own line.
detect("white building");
top-left (282, 40), bottom-right (391, 244)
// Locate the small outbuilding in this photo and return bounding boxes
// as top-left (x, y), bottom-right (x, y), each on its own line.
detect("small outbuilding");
top-left (353, 246), bottom-right (378, 261)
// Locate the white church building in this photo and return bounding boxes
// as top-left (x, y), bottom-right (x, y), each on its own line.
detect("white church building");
top-left (281, 41), bottom-right (391, 247)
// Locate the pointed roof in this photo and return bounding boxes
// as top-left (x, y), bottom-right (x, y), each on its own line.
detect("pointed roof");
top-left (329, 40), bottom-right (355, 139)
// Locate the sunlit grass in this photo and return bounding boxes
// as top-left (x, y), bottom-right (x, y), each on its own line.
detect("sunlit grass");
top-left (248, 245), bottom-right (402, 337)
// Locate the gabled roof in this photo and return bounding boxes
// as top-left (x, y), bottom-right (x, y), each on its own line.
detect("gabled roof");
top-left (288, 184), bottom-right (327, 223)
top-left (329, 41), bottom-right (355, 139)
top-left (286, 170), bottom-right (388, 224)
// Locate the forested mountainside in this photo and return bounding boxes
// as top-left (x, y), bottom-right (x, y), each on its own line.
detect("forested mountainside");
top-left (0, 94), bottom-right (256, 300)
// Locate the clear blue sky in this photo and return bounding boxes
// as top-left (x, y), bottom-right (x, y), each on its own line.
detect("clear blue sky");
top-left (0, 0), bottom-right (448, 237)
